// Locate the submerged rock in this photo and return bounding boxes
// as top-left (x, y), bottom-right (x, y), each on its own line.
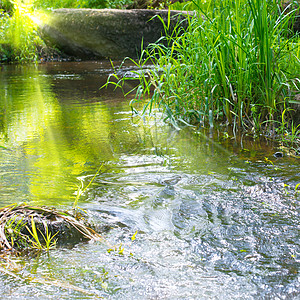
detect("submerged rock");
top-left (39, 9), bottom-right (191, 60)
top-left (0, 204), bottom-right (101, 253)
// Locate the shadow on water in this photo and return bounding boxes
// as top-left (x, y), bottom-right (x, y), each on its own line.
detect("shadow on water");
top-left (0, 61), bottom-right (299, 299)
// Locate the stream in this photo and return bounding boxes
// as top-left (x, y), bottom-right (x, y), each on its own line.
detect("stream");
top-left (0, 61), bottom-right (299, 299)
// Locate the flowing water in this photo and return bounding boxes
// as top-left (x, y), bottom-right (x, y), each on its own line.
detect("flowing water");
top-left (0, 61), bottom-right (299, 299)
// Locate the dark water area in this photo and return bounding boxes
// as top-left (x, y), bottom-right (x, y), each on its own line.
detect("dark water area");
top-left (0, 61), bottom-right (299, 299)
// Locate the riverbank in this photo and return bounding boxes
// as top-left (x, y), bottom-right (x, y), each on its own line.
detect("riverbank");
top-left (1, 2), bottom-right (299, 149)
top-left (105, 0), bottom-right (299, 149)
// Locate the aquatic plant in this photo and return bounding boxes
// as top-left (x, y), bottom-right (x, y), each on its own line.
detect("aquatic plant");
top-left (110, 0), bottom-right (300, 137)
top-left (275, 109), bottom-right (300, 145)
top-left (73, 163), bottom-right (104, 212)
top-left (25, 216), bottom-right (58, 250)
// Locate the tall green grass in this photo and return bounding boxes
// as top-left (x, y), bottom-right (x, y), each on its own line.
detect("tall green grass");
top-left (115, 0), bottom-right (300, 134)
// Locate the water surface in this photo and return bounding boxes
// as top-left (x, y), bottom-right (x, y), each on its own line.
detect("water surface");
top-left (0, 61), bottom-right (299, 299)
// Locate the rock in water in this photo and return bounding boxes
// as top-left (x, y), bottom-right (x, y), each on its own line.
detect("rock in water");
top-left (0, 204), bottom-right (101, 253)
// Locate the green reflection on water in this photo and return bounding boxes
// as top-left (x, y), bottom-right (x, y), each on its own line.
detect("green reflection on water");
top-left (0, 64), bottom-right (119, 205)
top-left (1, 62), bottom-right (298, 209)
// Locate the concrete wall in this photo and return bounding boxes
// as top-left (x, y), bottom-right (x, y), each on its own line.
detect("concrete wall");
top-left (40, 9), bottom-right (191, 60)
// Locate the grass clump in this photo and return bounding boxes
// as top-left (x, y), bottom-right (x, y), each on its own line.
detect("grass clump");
top-left (0, 204), bottom-right (101, 254)
top-left (111, 0), bottom-right (300, 143)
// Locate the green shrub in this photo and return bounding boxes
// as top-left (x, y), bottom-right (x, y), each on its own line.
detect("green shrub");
top-left (32, 0), bottom-right (88, 9)
top-left (82, 0), bottom-right (107, 9)
top-left (0, 0), bottom-right (14, 13)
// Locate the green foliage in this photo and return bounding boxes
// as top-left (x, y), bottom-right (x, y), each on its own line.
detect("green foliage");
top-left (274, 109), bottom-right (300, 145)
top-left (73, 163), bottom-right (104, 211)
top-left (111, 0), bottom-right (300, 136)
top-left (4, 216), bottom-right (27, 249)
top-left (0, 1), bottom-right (44, 62)
top-left (169, 0), bottom-right (202, 11)
top-left (105, 0), bottom-right (132, 8)
top-left (32, 0), bottom-right (132, 9)
top-left (0, 0), bottom-right (14, 12)
top-left (81, 0), bottom-right (107, 9)
top-left (32, 0), bottom-right (102, 9)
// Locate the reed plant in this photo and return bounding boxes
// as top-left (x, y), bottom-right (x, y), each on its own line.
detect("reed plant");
top-left (116, 0), bottom-right (300, 135)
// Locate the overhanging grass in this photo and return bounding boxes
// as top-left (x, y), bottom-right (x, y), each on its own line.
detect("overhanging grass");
top-left (114, 0), bottom-right (299, 139)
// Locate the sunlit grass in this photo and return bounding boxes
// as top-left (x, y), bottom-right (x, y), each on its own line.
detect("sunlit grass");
top-left (110, 0), bottom-right (300, 140)
top-left (0, 0), bottom-right (45, 62)
top-left (0, 0), bottom-right (109, 62)
top-left (25, 216), bottom-right (58, 250)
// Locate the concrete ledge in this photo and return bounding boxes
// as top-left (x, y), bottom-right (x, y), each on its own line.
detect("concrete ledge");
top-left (40, 9), bottom-right (191, 60)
